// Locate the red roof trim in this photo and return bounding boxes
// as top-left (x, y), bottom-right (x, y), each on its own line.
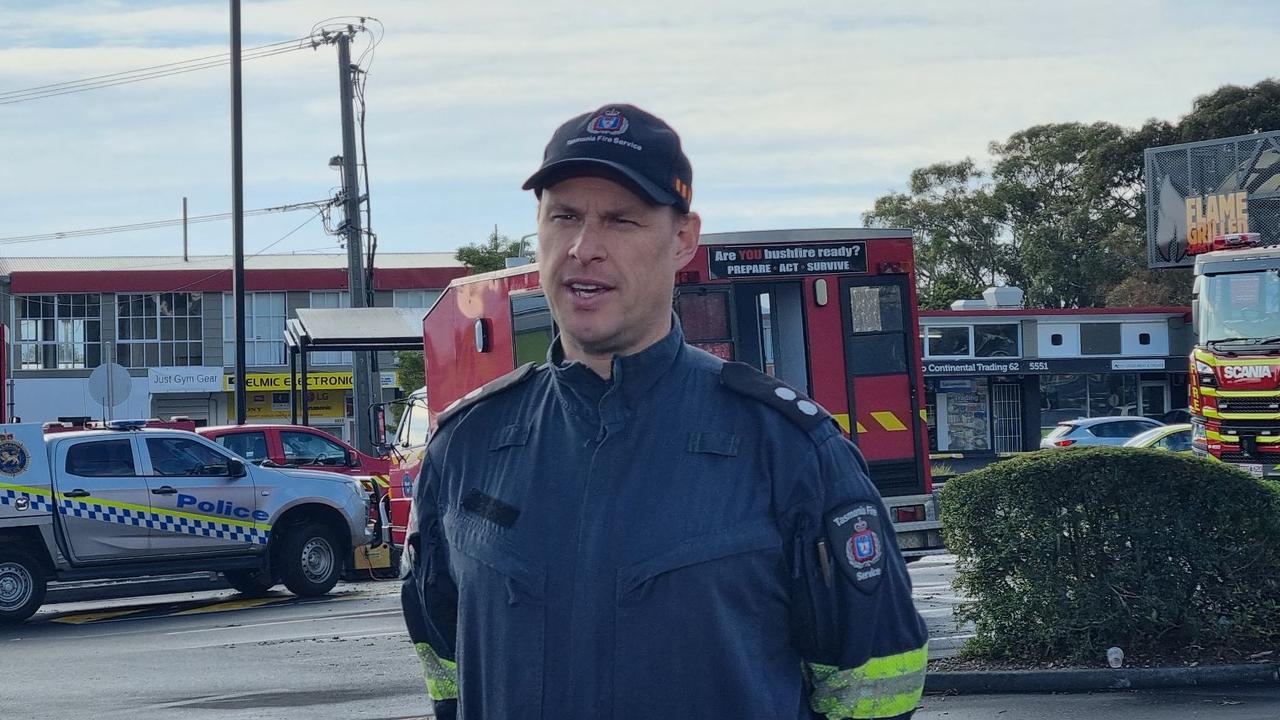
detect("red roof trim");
top-left (920, 306), bottom-right (1191, 318)
top-left (8, 266), bottom-right (470, 294)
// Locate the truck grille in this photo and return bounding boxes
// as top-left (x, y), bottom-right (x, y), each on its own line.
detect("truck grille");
top-left (868, 459), bottom-right (922, 496)
top-left (1217, 448), bottom-right (1280, 463)
top-left (1217, 397), bottom-right (1280, 414)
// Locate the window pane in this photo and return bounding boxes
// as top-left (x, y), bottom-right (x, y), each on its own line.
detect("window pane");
top-left (676, 291), bottom-right (731, 342)
top-left (161, 317), bottom-right (175, 341)
top-left (145, 344), bottom-right (159, 367)
top-left (216, 432), bottom-right (269, 461)
top-left (147, 437), bottom-right (230, 476)
top-left (189, 317), bottom-right (203, 340)
top-left (974, 324), bottom-right (1019, 358)
top-left (66, 440), bottom-right (135, 476)
top-left (849, 334), bottom-right (907, 376)
top-left (281, 431), bottom-right (347, 465)
top-left (161, 343), bottom-right (174, 366)
top-left (1081, 323), bottom-right (1121, 355)
top-left (848, 285), bottom-right (903, 333)
top-left (188, 293), bottom-right (203, 316)
top-left (927, 327), bottom-right (970, 357)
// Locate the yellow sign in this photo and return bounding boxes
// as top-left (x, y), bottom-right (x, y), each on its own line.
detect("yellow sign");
top-left (228, 389), bottom-right (348, 419)
top-left (1186, 192), bottom-right (1249, 254)
top-left (223, 372), bottom-right (353, 392)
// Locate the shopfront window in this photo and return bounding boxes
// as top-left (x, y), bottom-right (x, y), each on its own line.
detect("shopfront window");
top-left (1040, 373), bottom-right (1141, 435)
top-left (928, 378), bottom-right (991, 451)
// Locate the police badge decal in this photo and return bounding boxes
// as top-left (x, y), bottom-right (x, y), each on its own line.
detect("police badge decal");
top-left (825, 502), bottom-right (886, 593)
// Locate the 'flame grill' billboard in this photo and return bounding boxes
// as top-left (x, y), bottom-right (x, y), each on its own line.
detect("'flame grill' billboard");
top-left (1145, 131), bottom-right (1280, 268)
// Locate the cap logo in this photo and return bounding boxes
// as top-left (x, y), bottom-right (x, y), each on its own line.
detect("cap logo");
top-left (586, 109), bottom-right (629, 136)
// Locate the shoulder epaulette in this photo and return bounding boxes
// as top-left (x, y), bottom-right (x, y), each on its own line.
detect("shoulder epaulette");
top-left (719, 361), bottom-right (833, 433)
top-left (434, 363), bottom-right (538, 431)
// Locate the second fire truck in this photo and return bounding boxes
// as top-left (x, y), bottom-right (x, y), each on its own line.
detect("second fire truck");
top-left (1188, 232), bottom-right (1280, 477)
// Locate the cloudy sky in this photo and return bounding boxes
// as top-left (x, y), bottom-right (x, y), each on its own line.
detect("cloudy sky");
top-left (1, 0), bottom-right (1276, 260)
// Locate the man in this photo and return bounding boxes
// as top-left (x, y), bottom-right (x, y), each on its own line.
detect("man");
top-left (401, 103), bottom-right (929, 719)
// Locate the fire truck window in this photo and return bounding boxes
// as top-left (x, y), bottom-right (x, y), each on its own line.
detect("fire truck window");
top-left (512, 293), bottom-right (555, 366)
top-left (405, 402), bottom-right (430, 447)
top-left (675, 290), bottom-right (731, 342)
top-left (848, 286), bottom-right (903, 334)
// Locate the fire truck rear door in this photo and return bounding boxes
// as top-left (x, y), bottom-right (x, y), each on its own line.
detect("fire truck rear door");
top-left (838, 275), bottom-right (926, 496)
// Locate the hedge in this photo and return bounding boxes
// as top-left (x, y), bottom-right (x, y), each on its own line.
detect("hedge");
top-left (939, 447), bottom-right (1280, 662)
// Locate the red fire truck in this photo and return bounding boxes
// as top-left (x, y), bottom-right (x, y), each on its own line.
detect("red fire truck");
top-left (378, 228), bottom-right (944, 557)
top-left (1187, 232), bottom-right (1280, 477)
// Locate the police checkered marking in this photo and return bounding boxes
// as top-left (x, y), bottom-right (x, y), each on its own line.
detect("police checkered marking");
top-left (0, 483), bottom-right (56, 513)
top-left (54, 494), bottom-right (270, 545)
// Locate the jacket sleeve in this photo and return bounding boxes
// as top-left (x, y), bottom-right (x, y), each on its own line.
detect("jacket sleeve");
top-left (400, 455), bottom-right (459, 720)
top-left (787, 430), bottom-right (929, 720)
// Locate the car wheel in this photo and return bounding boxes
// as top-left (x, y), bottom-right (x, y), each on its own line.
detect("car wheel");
top-left (279, 522), bottom-right (342, 597)
top-left (223, 567), bottom-right (277, 596)
top-left (0, 551), bottom-right (46, 624)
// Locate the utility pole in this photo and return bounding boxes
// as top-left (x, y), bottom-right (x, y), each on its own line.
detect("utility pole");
top-left (230, 0), bottom-right (247, 424)
top-left (335, 30), bottom-right (375, 454)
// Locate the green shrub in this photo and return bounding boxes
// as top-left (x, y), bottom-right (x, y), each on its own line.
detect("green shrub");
top-left (939, 447), bottom-right (1280, 662)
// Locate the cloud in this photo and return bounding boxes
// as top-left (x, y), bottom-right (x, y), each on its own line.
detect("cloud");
top-left (3, 0), bottom-right (1280, 258)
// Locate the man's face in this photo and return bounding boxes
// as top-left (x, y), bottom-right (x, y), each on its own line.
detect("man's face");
top-left (537, 175), bottom-right (700, 360)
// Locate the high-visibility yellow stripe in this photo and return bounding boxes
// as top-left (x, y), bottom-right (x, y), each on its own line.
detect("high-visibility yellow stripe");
top-left (809, 644), bottom-right (928, 719)
top-left (174, 597), bottom-right (286, 615)
top-left (1194, 351), bottom-right (1279, 366)
top-left (1201, 387), bottom-right (1280, 397)
top-left (833, 414), bottom-right (851, 433)
top-left (871, 411), bottom-right (908, 432)
top-left (415, 643), bottom-right (458, 702)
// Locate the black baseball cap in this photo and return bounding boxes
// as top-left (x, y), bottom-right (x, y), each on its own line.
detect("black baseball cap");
top-left (523, 104), bottom-right (693, 212)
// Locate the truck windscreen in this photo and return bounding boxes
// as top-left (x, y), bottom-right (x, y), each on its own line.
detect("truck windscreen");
top-left (1198, 269), bottom-right (1280, 343)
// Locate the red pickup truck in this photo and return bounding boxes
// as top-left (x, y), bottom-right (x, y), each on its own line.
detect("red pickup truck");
top-left (197, 424), bottom-right (390, 478)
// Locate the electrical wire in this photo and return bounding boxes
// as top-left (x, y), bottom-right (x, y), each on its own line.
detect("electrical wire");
top-left (5, 207), bottom-right (330, 310)
top-left (0, 39), bottom-right (314, 106)
top-left (0, 200), bottom-right (332, 246)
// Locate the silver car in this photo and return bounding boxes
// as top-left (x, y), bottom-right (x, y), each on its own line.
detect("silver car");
top-left (1040, 416), bottom-right (1164, 448)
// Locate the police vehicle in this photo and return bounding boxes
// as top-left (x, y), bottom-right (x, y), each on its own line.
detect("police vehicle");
top-left (0, 421), bottom-right (375, 623)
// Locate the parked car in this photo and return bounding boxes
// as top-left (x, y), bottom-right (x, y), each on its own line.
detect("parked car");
top-left (197, 424), bottom-right (389, 478)
top-left (1159, 408), bottom-right (1192, 424)
top-left (1040, 416), bottom-right (1165, 448)
top-left (1123, 423), bottom-right (1193, 452)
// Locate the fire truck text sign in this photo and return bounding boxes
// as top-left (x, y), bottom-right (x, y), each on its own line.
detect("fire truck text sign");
top-left (708, 242), bottom-right (867, 279)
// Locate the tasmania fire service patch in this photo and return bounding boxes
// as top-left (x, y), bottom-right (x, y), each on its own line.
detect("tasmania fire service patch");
top-left (825, 501), bottom-right (886, 594)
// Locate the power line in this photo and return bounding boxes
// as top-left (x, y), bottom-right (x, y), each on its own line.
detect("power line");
top-left (0, 199), bottom-right (334, 246)
top-left (5, 208), bottom-right (330, 309)
top-left (0, 37), bottom-right (314, 106)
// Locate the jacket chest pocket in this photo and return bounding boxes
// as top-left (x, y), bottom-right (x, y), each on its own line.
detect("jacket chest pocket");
top-left (611, 522), bottom-right (789, 720)
top-left (445, 510), bottom-right (545, 720)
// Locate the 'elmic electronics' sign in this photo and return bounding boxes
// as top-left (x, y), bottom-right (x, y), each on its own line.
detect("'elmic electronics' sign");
top-left (707, 242), bottom-right (868, 279)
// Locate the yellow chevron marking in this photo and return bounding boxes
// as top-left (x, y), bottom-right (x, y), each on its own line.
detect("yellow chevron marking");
top-left (832, 414), bottom-right (851, 433)
top-left (173, 597), bottom-right (287, 616)
top-left (871, 411), bottom-right (908, 432)
top-left (51, 609), bottom-right (149, 624)
top-left (856, 422), bottom-right (867, 434)
top-left (919, 409), bottom-right (928, 421)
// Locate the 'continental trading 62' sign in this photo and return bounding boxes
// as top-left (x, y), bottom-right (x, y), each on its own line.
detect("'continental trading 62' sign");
top-left (708, 242), bottom-right (867, 279)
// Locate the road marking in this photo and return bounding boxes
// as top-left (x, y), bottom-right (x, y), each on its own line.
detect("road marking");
top-left (164, 609), bottom-right (401, 635)
top-left (172, 597), bottom-right (290, 616)
top-left (50, 608), bottom-right (149, 624)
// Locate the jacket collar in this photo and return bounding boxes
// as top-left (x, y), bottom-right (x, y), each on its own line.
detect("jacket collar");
top-left (548, 317), bottom-right (686, 411)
